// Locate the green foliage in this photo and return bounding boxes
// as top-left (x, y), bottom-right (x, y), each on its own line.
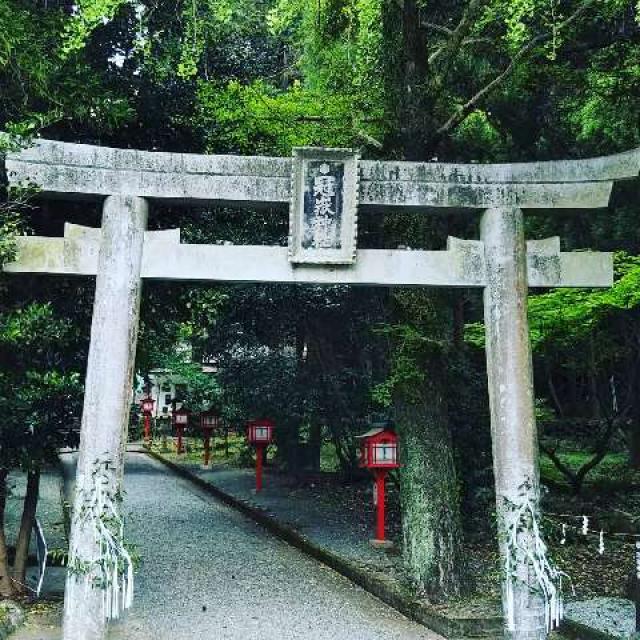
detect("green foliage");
top-left (563, 44), bottom-right (640, 151)
top-left (266, 0), bottom-right (386, 147)
top-left (0, 303), bottom-right (82, 470)
top-left (0, 206), bottom-right (22, 267)
top-left (540, 451), bottom-right (640, 488)
top-left (465, 253), bottom-right (640, 351)
top-left (60, 0), bottom-right (129, 57)
top-left (163, 359), bottom-right (221, 414)
top-left (371, 325), bottom-right (429, 407)
top-left (372, 290), bottom-right (450, 407)
top-left (194, 80), bottom-right (360, 155)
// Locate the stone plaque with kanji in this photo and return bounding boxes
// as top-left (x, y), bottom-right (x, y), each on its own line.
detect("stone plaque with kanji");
top-left (289, 147), bottom-right (359, 264)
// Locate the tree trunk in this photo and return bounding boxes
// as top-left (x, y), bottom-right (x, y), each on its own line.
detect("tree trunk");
top-left (399, 0), bottom-right (430, 159)
top-left (588, 334), bottom-right (601, 418)
top-left (631, 422), bottom-right (640, 469)
top-left (0, 469), bottom-right (15, 598)
top-left (396, 377), bottom-right (465, 599)
top-left (13, 468), bottom-right (40, 594)
top-left (629, 369), bottom-right (640, 469)
top-left (382, 0), bottom-right (431, 157)
top-left (307, 423), bottom-right (322, 472)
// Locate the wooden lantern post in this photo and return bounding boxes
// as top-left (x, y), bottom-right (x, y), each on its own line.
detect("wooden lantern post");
top-left (200, 410), bottom-right (220, 468)
top-left (140, 395), bottom-right (155, 443)
top-left (246, 419), bottom-right (275, 491)
top-left (357, 426), bottom-right (400, 548)
top-left (172, 407), bottom-right (190, 455)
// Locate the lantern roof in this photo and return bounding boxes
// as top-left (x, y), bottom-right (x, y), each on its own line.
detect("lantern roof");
top-left (173, 406), bottom-right (190, 414)
top-left (247, 418), bottom-right (275, 427)
top-left (356, 427), bottom-right (384, 439)
top-left (357, 427), bottom-right (396, 442)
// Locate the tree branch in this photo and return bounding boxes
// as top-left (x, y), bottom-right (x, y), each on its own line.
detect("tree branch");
top-left (541, 415), bottom-right (619, 493)
top-left (428, 0), bottom-right (492, 67)
top-left (422, 21), bottom-right (453, 36)
top-left (546, 367), bottom-right (566, 419)
top-left (540, 441), bottom-right (578, 488)
top-left (433, 0), bottom-right (596, 140)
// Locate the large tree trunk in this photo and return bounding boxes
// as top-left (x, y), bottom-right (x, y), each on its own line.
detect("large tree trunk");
top-left (382, 0), bottom-right (431, 157)
top-left (396, 376), bottom-right (465, 599)
top-left (629, 369), bottom-right (640, 469)
top-left (381, 0), bottom-right (466, 601)
top-left (0, 469), bottom-right (15, 598)
top-left (307, 422), bottom-right (322, 472)
top-left (13, 468), bottom-right (40, 594)
top-left (630, 422), bottom-right (640, 469)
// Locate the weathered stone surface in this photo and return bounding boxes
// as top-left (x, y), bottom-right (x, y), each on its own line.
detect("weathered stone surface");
top-left (142, 241), bottom-right (488, 287)
top-left (63, 196), bottom-right (147, 640)
top-left (4, 227), bottom-right (612, 288)
top-left (359, 180), bottom-right (613, 209)
top-left (525, 237), bottom-right (613, 288)
top-left (481, 207), bottom-right (546, 640)
top-left (361, 148), bottom-right (640, 183)
top-left (6, 139), bottom-right (638, 210)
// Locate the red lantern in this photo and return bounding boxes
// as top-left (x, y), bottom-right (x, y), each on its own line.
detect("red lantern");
top-left (200, 410), bottom-right (221, 431)
top-left (139, 396), bottom-right (155, 442)
top-left (246, 419), bottom-right (274, 445)
top-left (200, 410), bottom-right (221, 468)
top-left (172, 407), bottom-right (190, 454)
top-left (356, 427), bottom-right (399, 547)
top-left (141, 396), bottom-right (155, 414)
top-left (358, 428), bottom-right (399, 470)
top-left (246, 419), bottom-right (275, 491)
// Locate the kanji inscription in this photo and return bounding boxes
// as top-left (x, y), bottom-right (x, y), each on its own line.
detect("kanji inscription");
top-left (289, 147), bottom-right (359, 264)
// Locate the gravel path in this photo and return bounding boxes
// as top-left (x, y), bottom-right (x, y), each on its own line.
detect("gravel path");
top-left (176, 462), bottom-right (402, 575)
top-left (49, 453), bottom-right (440, 640)
top-left (565, 597), bottom-right (637, 639)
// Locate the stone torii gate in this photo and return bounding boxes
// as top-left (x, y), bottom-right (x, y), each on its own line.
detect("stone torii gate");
top-left (4, 139), bottom-right (639, 640)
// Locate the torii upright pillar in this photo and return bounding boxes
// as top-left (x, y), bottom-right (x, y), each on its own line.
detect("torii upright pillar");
top-left (482, 207), bottom-right (545, 640)
top-left (63, 196), bottom-right (147, 640)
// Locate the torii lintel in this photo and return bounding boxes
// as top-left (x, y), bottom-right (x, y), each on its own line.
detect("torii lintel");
top-left (6, 139), bottom-right (640, 210)
top-left (5, 223), bottom-right (612, 289)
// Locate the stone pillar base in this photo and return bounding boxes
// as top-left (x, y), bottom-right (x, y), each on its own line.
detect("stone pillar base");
top-left (369, 539), bottom-right (394, 550)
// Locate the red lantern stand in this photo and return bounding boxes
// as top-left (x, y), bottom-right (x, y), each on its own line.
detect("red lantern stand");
top-left (172, 407), bottom-right (190, 455)
top-left (200, 410), bottom-right (221, 468)
top-left (246, 419), bottom-right (275, 492)
top-left (357, 427), bottom-right (400, 548)
top-left (140, 396), bottom-right (155, 443)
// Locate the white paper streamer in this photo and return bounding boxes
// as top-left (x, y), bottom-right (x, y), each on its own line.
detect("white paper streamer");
top-left (77, 463), bottom-right (134, 621)
top-left (502, 487), bottom-right (567, 634)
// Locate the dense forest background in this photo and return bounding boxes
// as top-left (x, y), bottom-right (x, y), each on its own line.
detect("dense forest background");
top-left (1, 0), bottom-right (639, 602)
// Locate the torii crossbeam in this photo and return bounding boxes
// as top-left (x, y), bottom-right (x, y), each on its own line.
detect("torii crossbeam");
top-left (4, 139), bottom-right (639, 640)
